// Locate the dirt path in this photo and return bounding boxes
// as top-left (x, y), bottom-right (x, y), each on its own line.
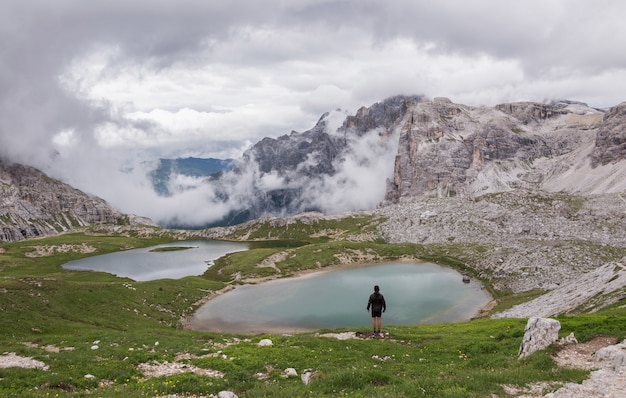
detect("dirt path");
top-left (505, 336), bottom-right (626, 397)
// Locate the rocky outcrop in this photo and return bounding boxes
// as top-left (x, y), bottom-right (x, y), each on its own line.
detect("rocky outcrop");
top-left (493, 260), bottom-right (626, 318)
top-left (376, 189), bottom-right (626, 296)
top-left (385, 98), bottom-right (606, 202)
top-left (208, 96), bottom-right (421, 224)
top-left (518, 317), bottom-right (561, 359)
top-left (495, 102), bottom-right (568, 124)
top-left (590, 102), bottom-right (626, 167)
top-left (248, 114), bottom-right (341, 176)
top-left (0, 160), bottom-right (132, 242)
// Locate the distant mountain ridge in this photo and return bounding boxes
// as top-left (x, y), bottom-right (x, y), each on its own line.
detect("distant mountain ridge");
top-left (198, 96), bottom-right (626, 227)
top-left (2, 95), bottom-right (626, 238)
top-left (0, 160), bottom-right (146, 242)
top-left (149, 157), bottom-right (234, 196)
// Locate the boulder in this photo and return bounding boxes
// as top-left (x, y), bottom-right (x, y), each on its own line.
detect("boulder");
top-left (518, 317), bottom-right (561, 359)
top-left (283, 367), bottom-right (298, 377)
top-left (595, 340), bottom-right (626, 371)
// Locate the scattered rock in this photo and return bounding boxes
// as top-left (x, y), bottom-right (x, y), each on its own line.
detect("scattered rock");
top-left (518, 317), bottom-right (561, 359)
top-left (137, 361), bottom-right (224, 378)
top-left (257, 339), bottom-right (273, 347)
top-left (545, 338), bottom-right (626, 397)
top-left (559, 332), bottom-right (578, 345)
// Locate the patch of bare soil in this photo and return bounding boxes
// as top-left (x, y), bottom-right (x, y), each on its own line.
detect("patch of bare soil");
top-left (23, 342), bottom-right (75, 353)
top-left (552, 335), bottom-right (618, 370)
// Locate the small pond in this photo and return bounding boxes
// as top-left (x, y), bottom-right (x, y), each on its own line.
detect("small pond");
top-left (62, 240), bottom-right (249, 281)
top-left (189, 261), bottom-right (491, 334)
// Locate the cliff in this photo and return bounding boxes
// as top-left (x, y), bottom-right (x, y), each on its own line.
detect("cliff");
top-left (205, 95), bottom-right (625, 226)
top-left (385, 98), bottom-right (610, 202)
top-left (0, 160), bottom-right (133, 242)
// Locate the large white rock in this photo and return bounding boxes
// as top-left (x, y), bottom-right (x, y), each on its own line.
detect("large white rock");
top-left (217, 391), bottom-right (238, 398)
top-left (284, 367), bottom-right (298, 377)
top-left (518, 317), bottom-right (561, 359)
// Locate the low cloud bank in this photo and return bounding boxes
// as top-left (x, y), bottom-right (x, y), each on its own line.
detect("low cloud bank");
top-left (43, 111), bottom-right (399, 228)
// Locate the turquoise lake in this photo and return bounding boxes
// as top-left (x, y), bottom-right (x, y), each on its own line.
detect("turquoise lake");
top-left (62, 240), bottom-right (249, 281)
top-left (190, 261), bottom-right (491, 334)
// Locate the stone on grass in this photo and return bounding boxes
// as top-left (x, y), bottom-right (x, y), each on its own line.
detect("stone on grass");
top-left (284, 367), bottom-right (298, 377)
top-left (217, 391), bottom-right (238, 398)
top-left (257, 339), bottom-right (273, 347)
top-left (560, 332), bottom-right (578, 344)
top-left (301, 370), bottom-right (315, 385)
top-left (518, 317), bottom-right (561, 359)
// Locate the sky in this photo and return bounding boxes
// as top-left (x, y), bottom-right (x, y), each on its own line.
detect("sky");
top-left (2, 0), bottom-right (626, 224)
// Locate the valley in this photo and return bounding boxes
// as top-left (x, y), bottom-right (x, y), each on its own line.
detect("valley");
top-left (1, 95), bottom-right (626, 396)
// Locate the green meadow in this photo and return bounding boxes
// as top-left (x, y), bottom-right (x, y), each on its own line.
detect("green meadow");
top-left (1, 220), bottom-right (625, 397)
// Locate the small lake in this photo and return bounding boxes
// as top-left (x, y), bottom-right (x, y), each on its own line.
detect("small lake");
top-left (189, 261), bottom-right (491, 334)
top-left (63, 240), bottom-right (249, 281)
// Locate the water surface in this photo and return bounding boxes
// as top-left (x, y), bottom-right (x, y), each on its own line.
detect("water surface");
top-left (190, 261), bottom-right (490, 334)
top-left (63, 240), bottom-right (248, 281)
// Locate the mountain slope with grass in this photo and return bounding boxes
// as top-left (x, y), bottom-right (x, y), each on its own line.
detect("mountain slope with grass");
top-left (2, 222), bottom-right (626, 397)
top-left (0, 95), bottom-right (625, 396)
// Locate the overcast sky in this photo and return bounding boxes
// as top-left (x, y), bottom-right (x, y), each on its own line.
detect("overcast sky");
top-left (2, 0), bottom-right (626, 220)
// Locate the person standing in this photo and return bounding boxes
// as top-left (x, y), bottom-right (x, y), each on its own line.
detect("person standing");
top-left (366, 285), bottom-right (386, 336)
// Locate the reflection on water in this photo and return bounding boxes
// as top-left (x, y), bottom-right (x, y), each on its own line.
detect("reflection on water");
top-left (190, 261), bottom-right (491, 334)
top-left (63, 240), bottom-right (248, 281)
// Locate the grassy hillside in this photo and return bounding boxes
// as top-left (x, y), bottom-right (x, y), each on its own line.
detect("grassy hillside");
top-left (1, 222), bottom-right (625, 397)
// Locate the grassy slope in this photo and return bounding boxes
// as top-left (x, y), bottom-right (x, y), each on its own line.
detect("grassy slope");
top-left (0, 221), bottom-right (625, 397)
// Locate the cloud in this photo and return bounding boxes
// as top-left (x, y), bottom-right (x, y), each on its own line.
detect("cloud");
top-left (1, 0), bottom-right (626, 224)
top-left (307, 126), bottom-right (399, 213)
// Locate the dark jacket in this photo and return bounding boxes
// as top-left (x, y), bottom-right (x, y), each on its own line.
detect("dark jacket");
top-left (367, 292), bottom-right (386, 312)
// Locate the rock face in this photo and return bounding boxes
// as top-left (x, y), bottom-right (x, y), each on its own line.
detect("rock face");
top-left (207, 95), bottom-right (422, 224)
top-left (493, 261), bottom-right (626, 319)
top-left (0, 160), bottom-right (131, 242)
top-left (590, 102), bottom-right (626, 167)
top-left (205, 95), bottom-right (626, 226)
top-left (386, 99), bottom-right (606, 202)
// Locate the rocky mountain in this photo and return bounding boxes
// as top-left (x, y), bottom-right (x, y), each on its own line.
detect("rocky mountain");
top-left (0, 160), bottom-right (142, 242)
top-left (386, 98), bottom-right (626, 200)
top-left (197, 95), bottom-right (626, 317)
top-left (202, 95), bottom-right (422, 225)
top-left (202, 95), bottom-right (626, 226)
